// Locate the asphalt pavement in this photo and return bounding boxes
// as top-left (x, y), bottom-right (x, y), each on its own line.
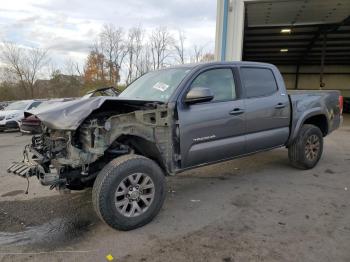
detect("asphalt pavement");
top-left (0, 115), bottom-right (349, 262)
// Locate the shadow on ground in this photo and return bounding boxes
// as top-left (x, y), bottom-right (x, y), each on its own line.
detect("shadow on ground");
top-left (0, 189), bottom-right (100, 249)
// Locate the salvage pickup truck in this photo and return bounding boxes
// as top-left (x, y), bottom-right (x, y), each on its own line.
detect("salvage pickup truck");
top-left (8, 62), bottom-right (343, 231)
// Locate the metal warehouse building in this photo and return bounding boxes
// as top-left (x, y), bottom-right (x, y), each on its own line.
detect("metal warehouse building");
top-left (214, 0), bottom-right (350, 106)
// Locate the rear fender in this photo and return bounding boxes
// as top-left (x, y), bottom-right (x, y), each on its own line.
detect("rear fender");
top-left (288, 107), bottom-right (327, 145)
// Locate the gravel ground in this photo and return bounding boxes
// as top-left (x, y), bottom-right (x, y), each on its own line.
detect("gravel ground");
top-left (0, 115), bottom-right (349, 262)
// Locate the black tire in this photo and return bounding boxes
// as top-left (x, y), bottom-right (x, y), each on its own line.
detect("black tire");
top-left (92, 154), bottom-right (166, 231)
top-left (288, 124), bottom-right (323, 169)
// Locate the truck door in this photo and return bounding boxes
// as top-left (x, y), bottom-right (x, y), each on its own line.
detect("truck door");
top-left (239, 67), bottom-right (290, 153)
top-left (177, 67), bottom-right (246, 168)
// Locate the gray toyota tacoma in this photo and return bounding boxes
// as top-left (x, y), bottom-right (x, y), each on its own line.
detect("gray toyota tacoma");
top-left (8, 62), bottom-right (343, 230)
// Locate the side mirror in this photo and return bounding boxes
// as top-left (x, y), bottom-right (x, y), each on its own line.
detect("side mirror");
top-left (185, 87), bottom-right (214, 104)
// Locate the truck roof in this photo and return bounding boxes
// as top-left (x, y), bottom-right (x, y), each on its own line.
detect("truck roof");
top-left (167, 61), bottom-right (276, 70)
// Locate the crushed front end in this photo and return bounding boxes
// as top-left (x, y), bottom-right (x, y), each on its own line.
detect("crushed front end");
top-left (7, 100), bottom-right (175, 191)
top-left (7, 127), bottom-right (109, 190)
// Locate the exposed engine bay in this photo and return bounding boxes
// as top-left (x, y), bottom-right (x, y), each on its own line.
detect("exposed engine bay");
top-left (8, 97), bottom-right (178, 191)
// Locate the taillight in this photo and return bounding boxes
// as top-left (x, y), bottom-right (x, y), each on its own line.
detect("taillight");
top-left (339, 95), bottom-right (343, 114)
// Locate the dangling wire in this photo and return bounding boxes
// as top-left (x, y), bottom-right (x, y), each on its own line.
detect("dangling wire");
top-left (24, 176), bottom-right (30, 194)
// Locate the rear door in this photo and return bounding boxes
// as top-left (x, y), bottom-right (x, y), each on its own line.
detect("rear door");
top-left (177, 67), bottom-right (246, 168)
top-left (240, 67), bottom-right (290, 152)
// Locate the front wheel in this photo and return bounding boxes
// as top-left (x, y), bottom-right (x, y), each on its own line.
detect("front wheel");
top-left (288, 124), bottom-right (323, 169)
top-left (92, 154), bottom-right (166, 231)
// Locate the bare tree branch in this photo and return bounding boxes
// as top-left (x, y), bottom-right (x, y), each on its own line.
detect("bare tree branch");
top-left (125, 26), bottom-right (146, 84)
top-left (192, 44), bottom-right (205, 63)
top-left (173, 30), bottom-right (186, 64)
top-left (149, 26), bottom-right (174, 70)
top-left (98, 24), bottom-right (127, 85)
top-left (0, 42), bottom-right (49, 98)
top-left (64, 59), bottom-right (83, 77)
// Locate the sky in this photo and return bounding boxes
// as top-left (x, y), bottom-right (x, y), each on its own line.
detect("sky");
top-left (0, 0), bottom-right (217, 72)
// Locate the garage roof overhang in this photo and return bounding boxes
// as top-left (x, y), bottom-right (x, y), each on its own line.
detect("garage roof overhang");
top-left (215, 0), bottom-right (350, 65)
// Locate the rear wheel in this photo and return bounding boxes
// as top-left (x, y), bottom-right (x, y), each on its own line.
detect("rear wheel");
top-left (92, 154), bottom-right (166, 231)
top-left (288, 124), bottom-right (323, 169)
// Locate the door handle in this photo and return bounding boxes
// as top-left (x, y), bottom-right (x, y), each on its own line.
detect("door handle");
top-left (229, 108), bottom-right (245, 115)
top-left (275, 103), bottom-right (286, 109)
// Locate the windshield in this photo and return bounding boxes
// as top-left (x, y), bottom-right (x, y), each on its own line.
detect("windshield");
top-left (28, 101), bottom-right (55, 111)
top-left (119, 68), bottom-right (191, 102)
top-left (36, 100), bottom-right (64, 108)
top-left (5, 101), bottom-right (30, 111)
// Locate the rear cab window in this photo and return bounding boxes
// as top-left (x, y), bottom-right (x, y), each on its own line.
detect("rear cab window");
top-left (240, 67), bottom-right (278, 98)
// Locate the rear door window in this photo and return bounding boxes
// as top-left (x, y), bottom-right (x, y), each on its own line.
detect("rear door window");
top-left (240, 67), bottom-right (278, 98)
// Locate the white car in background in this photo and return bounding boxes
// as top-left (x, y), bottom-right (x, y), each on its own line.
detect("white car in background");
top-left (0, 100), bottom-right (42, 132)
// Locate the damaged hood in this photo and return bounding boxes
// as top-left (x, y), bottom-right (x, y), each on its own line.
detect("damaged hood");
top-left (29, 96), bottom-right (160, 130)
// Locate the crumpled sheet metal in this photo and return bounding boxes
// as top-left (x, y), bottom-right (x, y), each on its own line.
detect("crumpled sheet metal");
top-left (28, 96), bottom-right (156, 130)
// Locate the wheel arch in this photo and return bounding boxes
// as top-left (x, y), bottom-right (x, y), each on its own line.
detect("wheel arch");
top-left (288, 108), bottom-right (329, 145)
top-left (115, 135), bottom-right (168, 175)
top-left (303, 114), bottom-right (328, 136)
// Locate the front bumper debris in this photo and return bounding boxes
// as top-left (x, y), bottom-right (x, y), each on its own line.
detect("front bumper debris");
top-left (7, 144), bottom-right (43, 178)
top-left (7, 142), bottom-right (63, 188)
top-left (7, 161), bottom-right (38, 177)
